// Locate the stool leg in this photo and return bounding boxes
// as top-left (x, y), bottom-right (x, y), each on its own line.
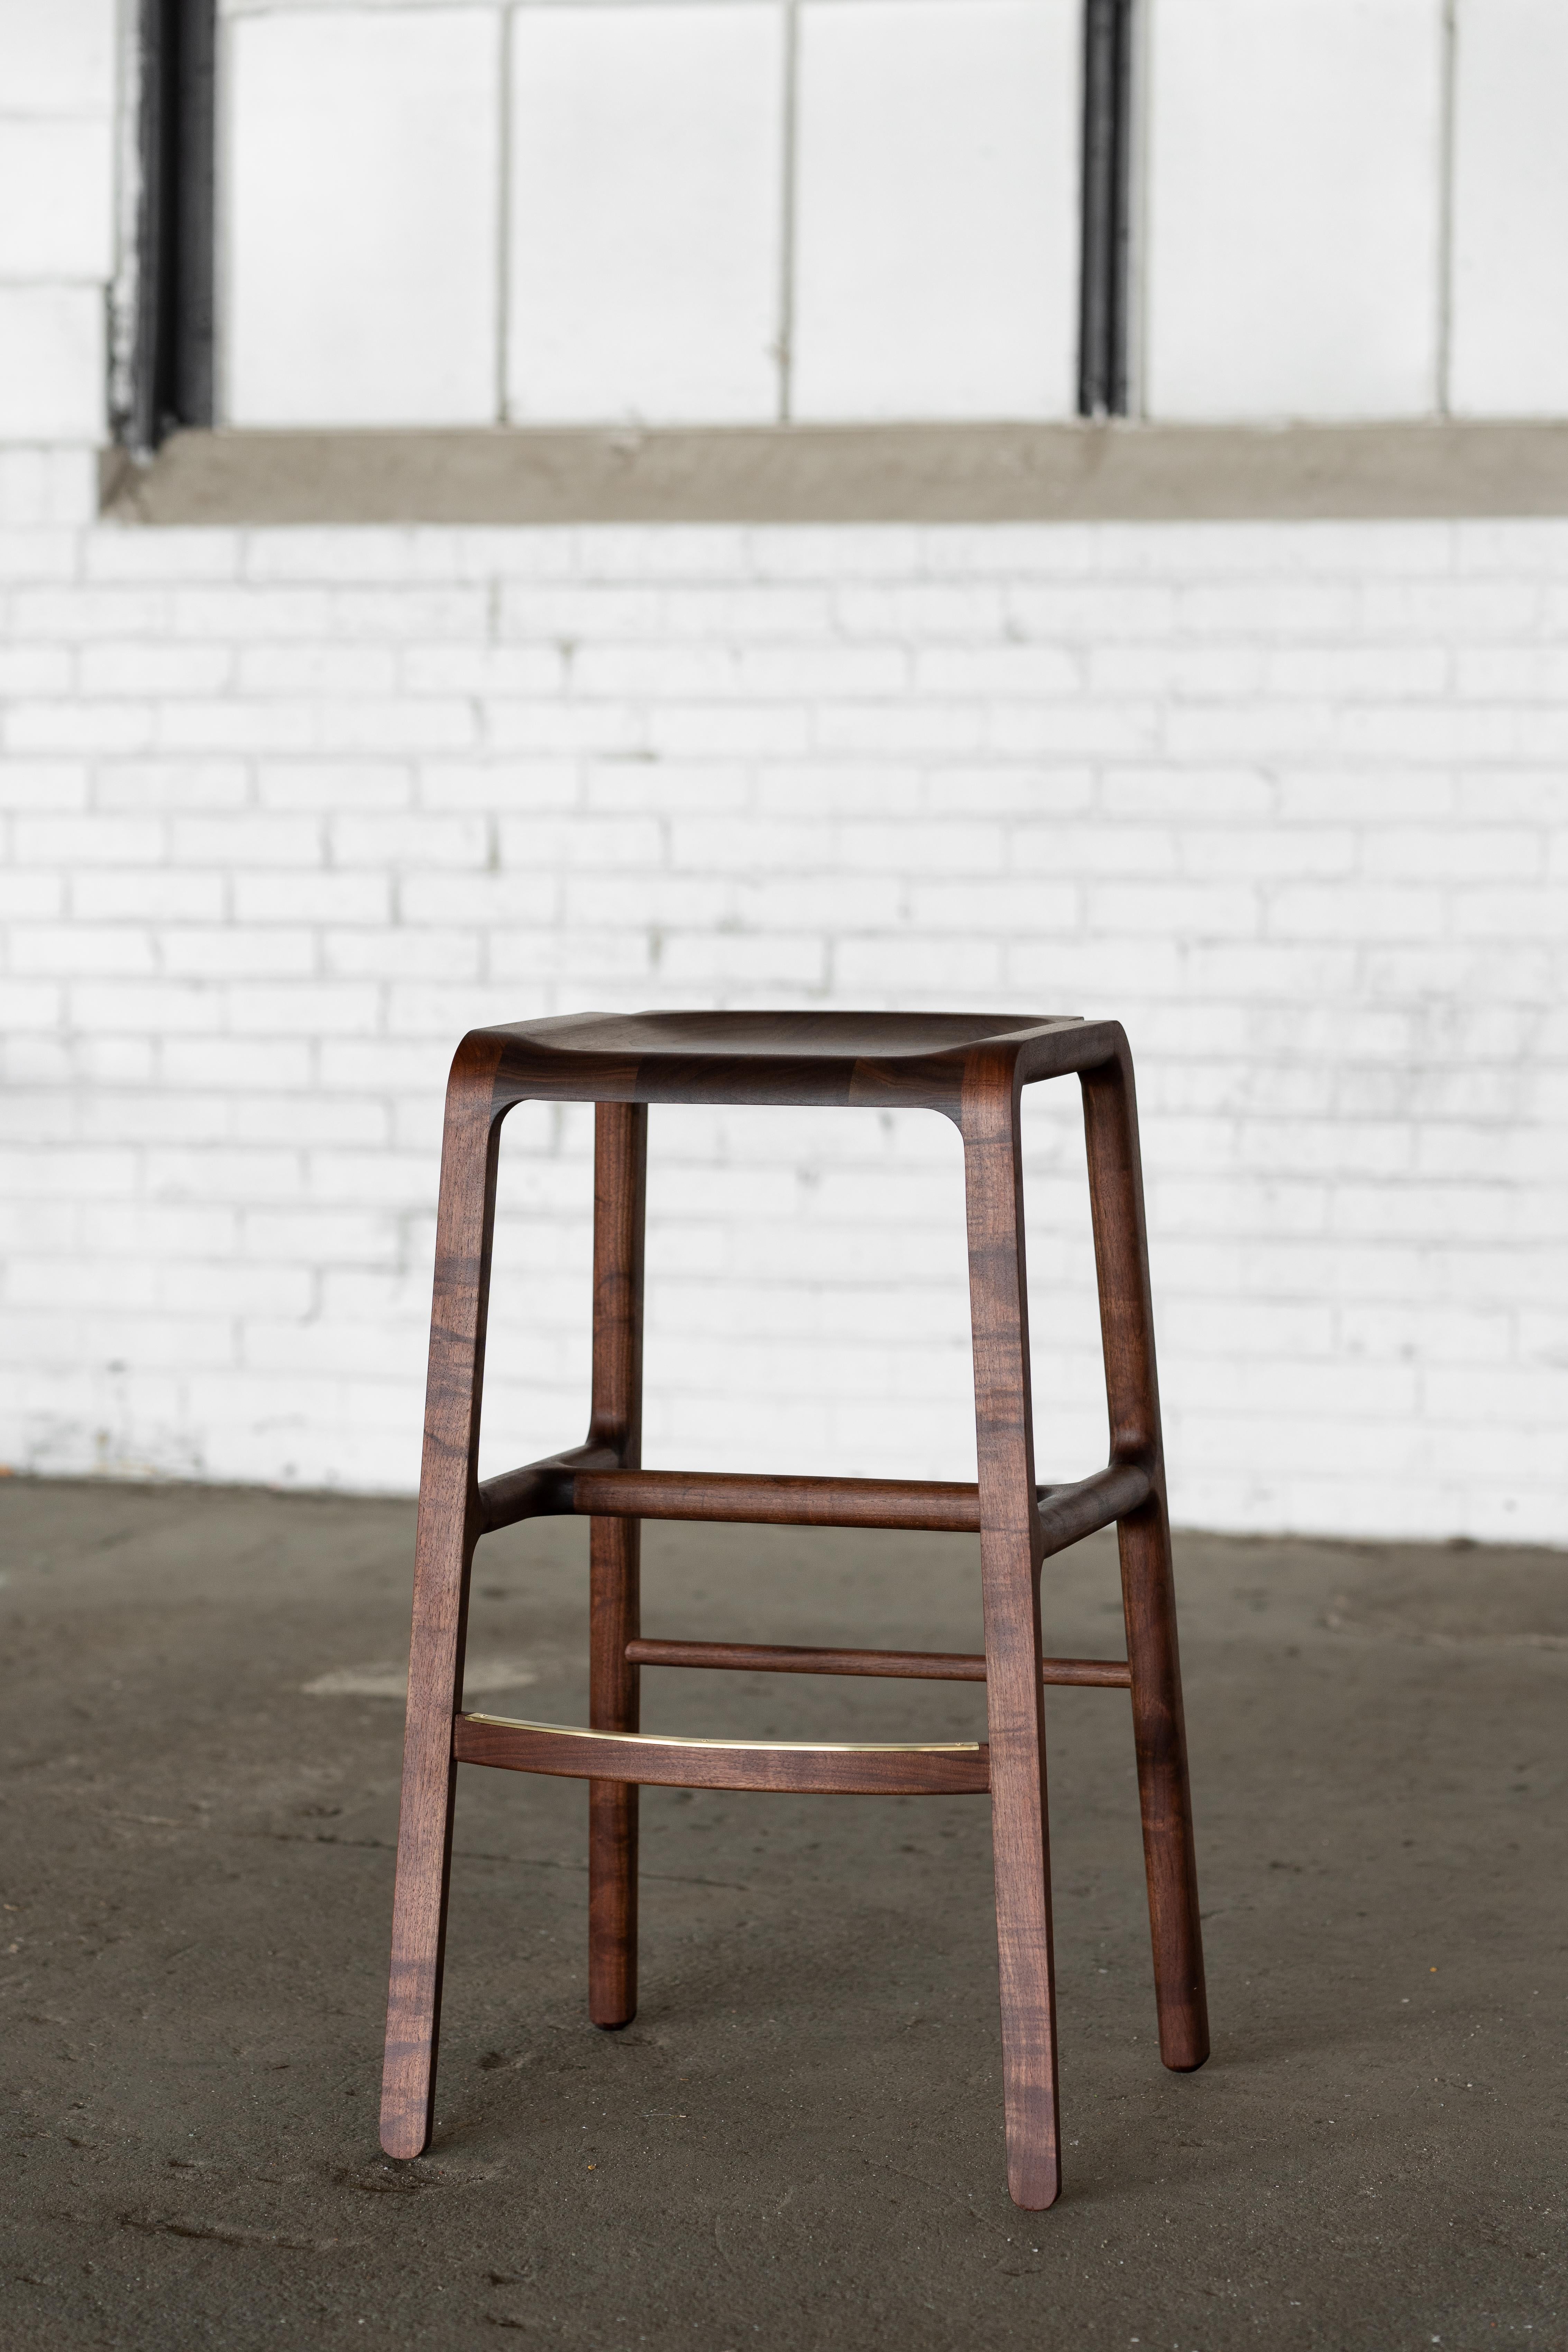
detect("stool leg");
top-left (588, 1103), bottom-right (647, 2030)
top-left (381, 1042), bottom-right (506, 2160)
top-left (1081, 1042), bottom-right (1209, 2074)
top-left (962, 1056), bottom-right (1060, 2212)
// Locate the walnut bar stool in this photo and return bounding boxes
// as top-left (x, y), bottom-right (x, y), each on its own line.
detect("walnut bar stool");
top-left (379, 1011), bottom-right (1208, 2211)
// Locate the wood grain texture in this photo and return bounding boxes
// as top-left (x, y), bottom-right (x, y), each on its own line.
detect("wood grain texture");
top-left (455, 1714), bottom-right (991, 1796)
top-left (574, 1466), bottom-right (986, 1531)
top-left (379, 1033), bottom-right (506, 2161)
top-left (587, 1103), bottom-right (647, 2031)
top-left (566, 1461), bottom-right (1149, 1539)
top-left (626, 1638), bottom-right (1132, 1689)
top-left (1082, 1040), bottom-right (1210, 2074)
top-left (479, 1459), bottom-right (1150, 1539)
top-left (962, 1049), bottom-right (1061, 2212)
top-left (479, 1007), bottom-right (1120, 1122)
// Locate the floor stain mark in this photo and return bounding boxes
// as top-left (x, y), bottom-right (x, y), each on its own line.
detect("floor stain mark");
top-left (120, 2207), bottom-right (350, 2252)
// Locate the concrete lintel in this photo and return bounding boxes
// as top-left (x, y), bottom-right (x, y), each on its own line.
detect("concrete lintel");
top-left (99, 419), bottom-right (1568, 529)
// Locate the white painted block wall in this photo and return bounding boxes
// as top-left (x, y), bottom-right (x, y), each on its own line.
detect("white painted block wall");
top-left (2, 458), bottom-right (1566, 1546)
top-left (791, 0), bottom-right (1080, 421)
top-left (226, 9), bottom-right (502, 428)
top-left (212, 0), bottom-right (1568, 430)
top-left (1145, 0), bottom-right (1445, 419)
top-left (506, 4), bottom-right (785, 424)
top-left (211, 0), bottom-right (1568, 428)
top-left (221, 0), bottom-right (1084, 431)
top-left (1449, 0), bottom-right (1568, 418)
top-left (3, 3), bottom-right (1568, 1547)
top-left (0, 0), bottom-right (114, 442)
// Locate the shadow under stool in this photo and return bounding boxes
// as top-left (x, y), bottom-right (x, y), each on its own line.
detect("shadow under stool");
top-left (379, 1009), bottom-right (1208, 2211)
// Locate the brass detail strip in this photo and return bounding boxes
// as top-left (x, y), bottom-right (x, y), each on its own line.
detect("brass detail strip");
top-left (453, 1712), bottom-right (992, 1794)
top-left (461, 1714), bottom-right (981, 1757)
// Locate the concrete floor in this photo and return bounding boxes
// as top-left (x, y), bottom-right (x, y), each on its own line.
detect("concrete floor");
top-left (1, 1479), bottom-right (1563, 2351)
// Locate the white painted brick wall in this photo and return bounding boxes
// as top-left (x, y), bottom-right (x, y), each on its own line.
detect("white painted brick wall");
top-left (1, 467), bottom-right (1566, 1545)
top-left (0, 0), bottom-right (114, 443)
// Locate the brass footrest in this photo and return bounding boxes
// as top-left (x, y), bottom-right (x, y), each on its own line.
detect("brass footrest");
top-left (454, 1714), bottom-right (991, 1795)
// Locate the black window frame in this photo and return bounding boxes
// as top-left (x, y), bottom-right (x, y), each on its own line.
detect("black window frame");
top-left (1077, 0), bottom-right (1135, 419)
top-left (123, 0), bottom-right (1131, 450)
top-left (124, 0), bottom-right (216, 453)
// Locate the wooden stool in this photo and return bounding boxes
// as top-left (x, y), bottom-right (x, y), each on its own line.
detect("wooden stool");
top-left (379, 1011), bottom-right (1207, 2211)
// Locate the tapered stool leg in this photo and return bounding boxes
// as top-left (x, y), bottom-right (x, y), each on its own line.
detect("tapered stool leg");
top-left (381, 1041), bottom-right (507, 2158)
top-left (1081, 1044), bottom-right (1209, 2073)
top-left (963, 1054), bottom-right (1060, 2211)
top-left (587, 1103), bottom-right (647, 2029)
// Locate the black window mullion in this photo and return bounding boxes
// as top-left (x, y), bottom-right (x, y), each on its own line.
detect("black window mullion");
top-left (127, 0), bottom-right (216, 452)
top-left (1078, 0), bottom-right (1134, 419)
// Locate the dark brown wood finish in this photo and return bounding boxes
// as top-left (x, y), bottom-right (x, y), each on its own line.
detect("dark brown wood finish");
top-left (476, 1440), bottom-right (618, 1532)
top-left (478, 1007), bottom-right (1116, 1122)
top-left (455, 1713), bottom-right (992, 1796)
top-left (587, 1102), bottom-right (647, 2030)
top-left (1081, 1043), bottom-right (1210, 2073)
top-left (962, 1049), bottom-right (1061, 2212)
top-left (568, 1461), bottom-right (1148, 1540)
top-left (578, 1465), bottom-right (985, 1532)
top-left (380, 1033), bottom-right (505, 2161)
top-left (380, 1009), bottom-right (1208, 2211)
top-left (625, 1638), bottom-right (1132, 1688)
top-left (477, 1458), bottom-right (1150, 1541)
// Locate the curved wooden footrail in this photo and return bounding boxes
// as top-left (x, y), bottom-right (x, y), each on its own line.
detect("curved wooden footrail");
top-left (455, 1713), bottom-right (992, 1797)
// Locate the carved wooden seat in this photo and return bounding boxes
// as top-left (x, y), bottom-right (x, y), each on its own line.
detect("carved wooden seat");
top-left (379, 1010), bottom-right (1208, 2210)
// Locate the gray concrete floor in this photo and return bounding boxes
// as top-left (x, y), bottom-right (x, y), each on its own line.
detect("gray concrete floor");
top-left (1, 1479), bottom-right (1563, 2351)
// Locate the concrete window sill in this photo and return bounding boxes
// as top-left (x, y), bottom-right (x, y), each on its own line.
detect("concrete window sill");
top-left (99, 419), bottom-right (1568, 528)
